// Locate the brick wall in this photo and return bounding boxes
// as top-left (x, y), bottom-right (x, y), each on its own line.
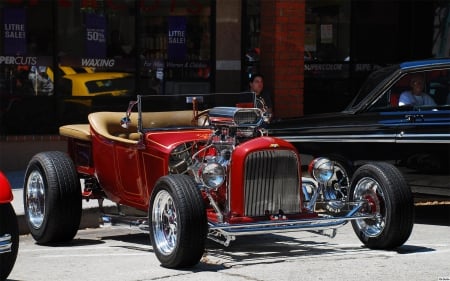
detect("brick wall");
top-left (260, 0), bottom-right (305, 118)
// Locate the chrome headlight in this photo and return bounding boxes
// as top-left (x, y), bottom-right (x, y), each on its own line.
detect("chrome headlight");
top-left (308, 157), bottom-right (334, 183)
top-left (200, 162), bottom-right (225, 190)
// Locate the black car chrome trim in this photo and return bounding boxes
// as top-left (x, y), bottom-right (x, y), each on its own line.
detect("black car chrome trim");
top-left (278, 135), bottom-right (397, 143)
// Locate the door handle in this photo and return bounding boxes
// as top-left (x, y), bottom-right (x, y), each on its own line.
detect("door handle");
top-left (405, 114), bottom-right (424, 122)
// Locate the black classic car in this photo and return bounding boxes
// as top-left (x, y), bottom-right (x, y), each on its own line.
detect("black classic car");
top-left (269, 59), bottom-right (450, 197)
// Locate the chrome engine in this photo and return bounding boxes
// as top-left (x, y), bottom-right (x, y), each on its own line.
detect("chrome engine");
top-left (168, 106), bottom-right (276, 219)
top-left (189, 107), bottom-right (268, 189)
top-left (168, 106), bottom-right (268, 178)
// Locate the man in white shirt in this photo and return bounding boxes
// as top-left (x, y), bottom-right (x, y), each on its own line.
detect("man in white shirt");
top-left (398, 74), bottom-right (436, 106)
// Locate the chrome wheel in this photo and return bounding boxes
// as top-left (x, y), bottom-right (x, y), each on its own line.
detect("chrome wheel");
top-left (352, 176), bottom-right (385, 237)
top-left (152, 190), bottom-right (178, 255)
top-left (350, 162), bottom-right (413, 249)
top-left (323, 160), bottom-right (350, 200)
top-left (25, 170), bottom-right (46, 229)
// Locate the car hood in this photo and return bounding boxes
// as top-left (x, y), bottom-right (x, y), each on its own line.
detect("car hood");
top-left (268, 112), bottom-right (353, 135)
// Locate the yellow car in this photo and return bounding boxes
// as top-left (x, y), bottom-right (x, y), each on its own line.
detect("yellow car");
top-left (59, 72), bottom-right (133, 97)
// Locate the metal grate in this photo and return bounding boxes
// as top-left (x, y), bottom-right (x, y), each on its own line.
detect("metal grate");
top-left (244, 149), bottom-right (301, 216)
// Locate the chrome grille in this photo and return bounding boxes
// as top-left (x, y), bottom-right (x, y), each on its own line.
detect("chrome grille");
top-left (244, 149), bottom-right (300, 216)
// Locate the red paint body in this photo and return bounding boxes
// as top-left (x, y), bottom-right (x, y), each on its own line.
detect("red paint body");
top-left (68, 125), bottom-right (307, 223)
top-left (0, 171), bottom-right (13, 203)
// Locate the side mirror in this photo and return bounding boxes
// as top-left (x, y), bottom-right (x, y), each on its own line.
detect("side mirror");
top-left (120, 99), bottom-right (139, 128)
top-left (120, 116), bottom-right (131, 129)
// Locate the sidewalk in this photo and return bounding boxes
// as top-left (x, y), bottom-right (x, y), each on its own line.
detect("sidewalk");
top-left (5, 170), bottom-right (116, 235)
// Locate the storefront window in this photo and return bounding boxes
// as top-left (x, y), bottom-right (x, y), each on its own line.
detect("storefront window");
top-left (305, 0), bottom-right (350, 62)
top-left (57, 0), bottom-right (136, 97)
top-left (0, 1), bottom-right (54, 96)
top-left (304, 0), bottom-right (352, 114)
top-left (243, 0), bottom-right (260, 83)
top-left (139, 0), bottom-right (211, 95)
top-left (0, 0), bottom-right (213, 135)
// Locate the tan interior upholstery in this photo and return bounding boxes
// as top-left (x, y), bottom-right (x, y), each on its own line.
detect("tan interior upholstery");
top-left (59, 124), bottom-right (91, 141)
top-left (88, 111), bottom-right (200, 144)
top-left (60, 110), bottom-right (205, 144)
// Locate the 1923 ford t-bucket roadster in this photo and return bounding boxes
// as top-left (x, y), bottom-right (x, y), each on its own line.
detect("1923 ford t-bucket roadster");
top-left (23, 94), bottom-right (414, 268)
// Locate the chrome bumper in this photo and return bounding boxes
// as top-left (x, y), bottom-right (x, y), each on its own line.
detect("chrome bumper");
top-left (208, 203), bottom-right (374, 237)
top-left (209, 213), bottom-right (375, 237)
top-left (0, 234), bottom-right (12, 254)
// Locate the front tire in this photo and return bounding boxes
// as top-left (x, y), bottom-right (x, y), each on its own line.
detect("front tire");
top-left (149, 175), bottom-right (207, 268)
top-left (0, 203), bottom-right (19, 281)
top-left (350, 162), bottom-right (414, 249)
top-left (24, 151), bottom-right (82, 244)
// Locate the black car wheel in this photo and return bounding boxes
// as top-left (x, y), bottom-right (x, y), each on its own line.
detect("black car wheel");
top-left (326, 155), bottom-right (352, 199)
top-left (149, 174), bottom-right (207, 268)
top-left (0, 203), bottom-right (19, 281)
top-left (24, 151), bottom-right (82, 244)
top-left (350, 162), bottom-right (414, 249)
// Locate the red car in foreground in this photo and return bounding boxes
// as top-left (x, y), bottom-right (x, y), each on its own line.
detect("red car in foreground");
top-left (0, 171), bottom-right (19, 280)
top-left (23, 94), bottom-right (414, 268)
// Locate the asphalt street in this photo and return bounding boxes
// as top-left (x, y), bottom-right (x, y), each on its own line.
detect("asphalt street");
top-left (4, 170), bottom-right (450, 281)
top-left (7, 213), bottom-right (450, 281)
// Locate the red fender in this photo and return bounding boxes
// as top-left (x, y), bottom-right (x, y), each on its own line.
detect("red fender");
top-left (0, 171), bottom-right (13, 203)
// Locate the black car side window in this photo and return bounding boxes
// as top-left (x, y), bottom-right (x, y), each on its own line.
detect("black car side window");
top-left (427, 69), bottom-right (450, 105)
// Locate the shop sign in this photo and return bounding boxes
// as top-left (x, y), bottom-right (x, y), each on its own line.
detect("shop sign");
top-left (3, 8), bottom-right (26, 55)
top-left (168, 16), bottom-right (187, 62)
top-left (305, 63), bottom-right (349, 78)
top-left (85, 13), bottom-right (106, 58)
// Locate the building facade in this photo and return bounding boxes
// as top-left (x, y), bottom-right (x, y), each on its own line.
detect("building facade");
top-left (0, 0), bottom-right (448, 169)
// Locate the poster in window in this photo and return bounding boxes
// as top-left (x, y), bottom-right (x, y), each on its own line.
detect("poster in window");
top-left (320, 24), bottom-right (333, 44)
top-left (168, 16), bottom-right (187, 62)
top-left (85, 13), bottom-right (106, 58)
top-left (3, 8), bottom-right (26, 56)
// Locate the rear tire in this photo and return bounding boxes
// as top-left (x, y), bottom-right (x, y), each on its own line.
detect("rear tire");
top-left (0, 203), bottom-right (19, 281)
top-left (350, 162), bottom-right (414, 249)
top-left (149, 174), bottom-right (207, 268)
top-left (24, 151), bottom-right (82, 244)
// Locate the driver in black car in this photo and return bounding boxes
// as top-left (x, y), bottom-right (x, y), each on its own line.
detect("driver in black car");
top-left (398, 74), bottom-right (436, 106)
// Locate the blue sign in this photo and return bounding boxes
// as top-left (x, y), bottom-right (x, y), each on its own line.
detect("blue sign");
top-left (3, 8), bottom-right (26, 55)
top-left (85, 13), bottom-right (106, 58)
top-left (168, 16), bottom-right (187, 62)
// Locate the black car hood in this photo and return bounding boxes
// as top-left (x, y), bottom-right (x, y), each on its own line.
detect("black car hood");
top-left (268, 112), bottom-right (355, 135)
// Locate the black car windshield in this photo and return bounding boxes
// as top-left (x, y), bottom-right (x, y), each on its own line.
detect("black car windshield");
top-left (345, 64), bottom-right (399, 111)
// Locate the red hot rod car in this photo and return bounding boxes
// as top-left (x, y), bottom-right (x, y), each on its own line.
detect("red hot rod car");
top-left (23, 94), bottom-right (414, 268)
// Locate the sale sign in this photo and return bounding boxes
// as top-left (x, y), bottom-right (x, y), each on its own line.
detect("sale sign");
top-left (85, 13), bottom-right (106, 58)
top-left (3, 8), bottom-right (27, 55)
top-left (168, 16), bottom-right (187, 62)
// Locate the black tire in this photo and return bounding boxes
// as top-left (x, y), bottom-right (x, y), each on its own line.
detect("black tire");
top-left (149, 174), bottom-right (207, 268)
top-left (0, 203), bottom-right (19, 281)
top-left (23, 151), bottom-right (82, 244)
top-left (349, 162), bottom-right (414, 249)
